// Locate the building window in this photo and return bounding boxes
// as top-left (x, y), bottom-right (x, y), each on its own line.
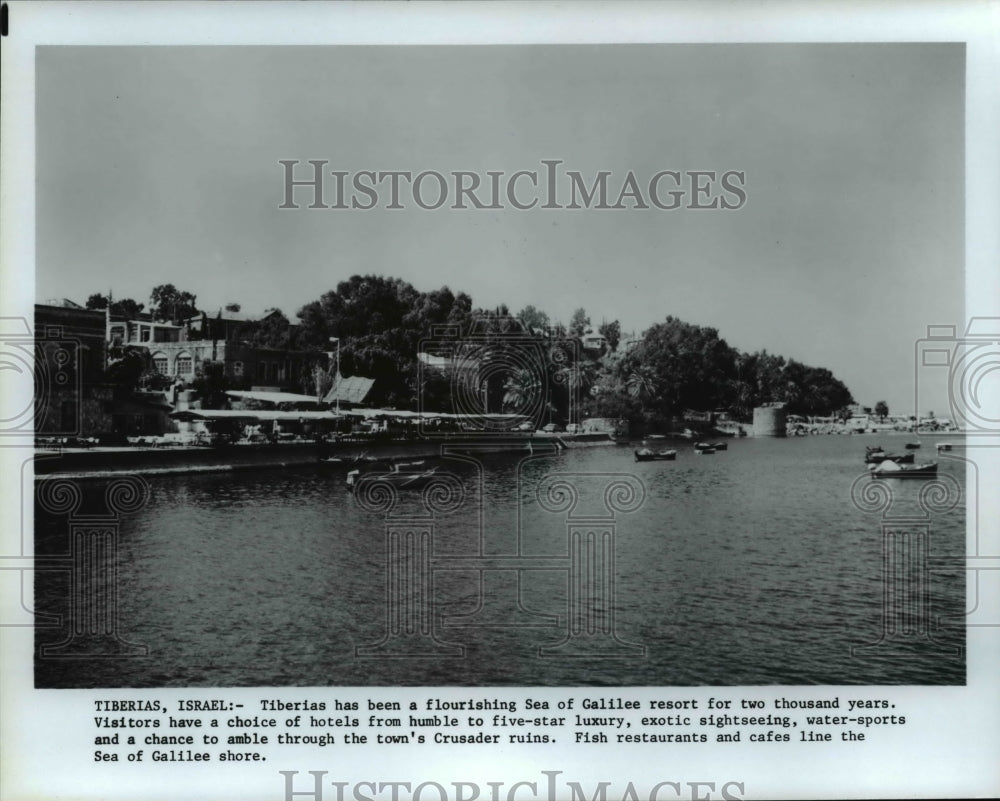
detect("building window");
top-left (153, 356), bottom-right (168, 375)
top-left (258, 362), bottom-right (267, 381)
top-left (176, 356), bottom-right (193, 376)
top-left (140, 328), bottom-right (151, 342)
top-left (232, 361), bottom-right (243, 377)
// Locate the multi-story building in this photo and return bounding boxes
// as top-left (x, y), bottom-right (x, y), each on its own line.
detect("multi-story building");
top-left (108, 307), bottom-right (325, 392)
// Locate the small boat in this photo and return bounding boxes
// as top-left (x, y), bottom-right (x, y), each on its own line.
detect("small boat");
top-left (320, 454), bottom-right (377, 467)
top-left (694, 442), bottom-right (716, 455)
top-left (905, 442), bottom-right (921, 449)
top-left (634, 448), bottom-right (676, 462)
top-left (346, 460), bottom-right (436, 491)
top-left (870, 460), bottom-right (938, 479)
top-left (711, 442), bottom-right (728, 451)
top-left (937, 442), bottom-right (953, 451)
top-left (864, 450), bottom-right (915, 465)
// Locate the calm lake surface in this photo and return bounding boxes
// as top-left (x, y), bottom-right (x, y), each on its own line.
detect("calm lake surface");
top-left (35, 435), bottom-right (967, 687)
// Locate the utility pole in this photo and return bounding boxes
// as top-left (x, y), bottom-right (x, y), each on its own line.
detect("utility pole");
top-left (329, 337), bottom-right (340, 417)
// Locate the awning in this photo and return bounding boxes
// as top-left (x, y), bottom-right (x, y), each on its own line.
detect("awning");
top-left (170, 409), bottom-right (341, 422)
top-left (225, 390), bottom-right (327, 405)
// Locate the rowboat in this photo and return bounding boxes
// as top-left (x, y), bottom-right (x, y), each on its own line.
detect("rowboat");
top-left (864, 450), bottom-right (915, 465)
top-left (634, 448), bottom-right (676, 462)
top-left (694, 443), bottom-right (716, 455)
top-left (870, 460), bottom-right (938, 479)
top-left (346, 460), bottom-right (437, 491)
top-left (711, 442), bottom-right (728, 451)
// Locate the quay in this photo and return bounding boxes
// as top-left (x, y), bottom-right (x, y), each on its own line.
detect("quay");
top-left (33, 432), bottom-right (619, 480)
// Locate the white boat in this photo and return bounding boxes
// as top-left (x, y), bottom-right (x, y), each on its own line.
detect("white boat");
top-left (870, 460), bottom-right (938, 479)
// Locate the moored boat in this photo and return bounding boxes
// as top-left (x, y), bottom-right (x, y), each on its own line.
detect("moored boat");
top-left (864, 450), bottom-right (915, 465)
top-left (694, 442), bottom-right (716, 455)
top-left (711, 442), bottom-right (728, 451)
top-left (870, 460), bottom-right (938, 479)
top-left (346, 459), bottom-right (437, 491)
top-left (937, 442), bottom-right (953, 451)
top-left (905, 442), bottom-right (921, 449)
top-left (634, 448), bottom-right (676, 462)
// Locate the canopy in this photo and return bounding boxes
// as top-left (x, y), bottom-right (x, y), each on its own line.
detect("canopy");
top-left (225, 390), bottom-right (326, 405)
top-left (170, 409), bottom-right (340, 422)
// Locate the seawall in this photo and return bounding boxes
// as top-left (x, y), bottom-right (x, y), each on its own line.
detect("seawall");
top-left (34, 433), bottom-right (618, 480)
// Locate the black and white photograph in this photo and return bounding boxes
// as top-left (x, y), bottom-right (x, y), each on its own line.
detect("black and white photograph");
top-left (3, 3), bottom-right (999, 800)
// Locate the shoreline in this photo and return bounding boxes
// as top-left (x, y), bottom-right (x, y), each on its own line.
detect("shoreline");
top-left (33, 432), bottom-right (621, 480)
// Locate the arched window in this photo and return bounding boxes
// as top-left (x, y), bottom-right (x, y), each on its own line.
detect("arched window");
top-left (175, 352), bottom-right (193, 376)
top-left (151, 352), bottom-right (169, 375)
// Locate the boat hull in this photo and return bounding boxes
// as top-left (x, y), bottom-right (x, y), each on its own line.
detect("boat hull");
top-left (864, 452), bottom-right (915, 465)
top-left (871, 462), bottom-right (938, 479)
top-left (634, 449), bottom-right (676, 462)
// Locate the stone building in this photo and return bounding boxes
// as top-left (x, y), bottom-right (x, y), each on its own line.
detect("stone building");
top-left (109, 307), bottom-right (325, 392)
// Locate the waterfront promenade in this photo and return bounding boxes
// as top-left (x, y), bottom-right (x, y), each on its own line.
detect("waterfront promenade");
top-left (33, 432), bottom-right (618, 479)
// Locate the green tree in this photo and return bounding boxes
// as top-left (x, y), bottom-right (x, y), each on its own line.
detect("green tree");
top-left (625, 365), bottom-right (659, 404)
top-left (874, 400), bottom-right (889, 421)
top-left (598, 320), bottom-right (621, 352)
top-left (191, 361), bottom-right (232, 409)
top-left (150, 284), bottom-right (198, 323)
top-left (85, 293), bottom-right (107, 310)
top-left (503, 368), bottom-right (542, 414)
top-left (627, 316), bottom-right (738, 418)
top-left (516, 305), bottom-right (550, 333)
top-left (104, 345), bottom-right (170, 395)
top-left (569, 307), bottom-right (590, 338)
top-left (241, 309), bottom-right (293, 349)
top-left (86, 293), bottom-right (145, 319)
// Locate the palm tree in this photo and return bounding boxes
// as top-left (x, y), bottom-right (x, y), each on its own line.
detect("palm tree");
top-left (503, 368), bottom-right (542, 413)
top-left (626, 366), bottom-right (659, 403)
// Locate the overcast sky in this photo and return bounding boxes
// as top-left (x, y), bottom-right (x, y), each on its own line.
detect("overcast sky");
top-left (36, 44), bottom-right (964, 414)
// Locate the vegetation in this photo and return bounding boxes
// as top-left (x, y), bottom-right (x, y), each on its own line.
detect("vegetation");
top-left (191, 361), bottom-right (233, 409)
top-left (103, 344), bottom-right (172, 395)
top-left (149, 283), bottom-right (198, 323)
top-left (85, 293), bottom-right (145, 319)
top-left (86, 274), bottom-right (855, 425)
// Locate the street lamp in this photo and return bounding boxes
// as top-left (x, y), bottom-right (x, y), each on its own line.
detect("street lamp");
top-left (329, 337), bottom-right (340, 417)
